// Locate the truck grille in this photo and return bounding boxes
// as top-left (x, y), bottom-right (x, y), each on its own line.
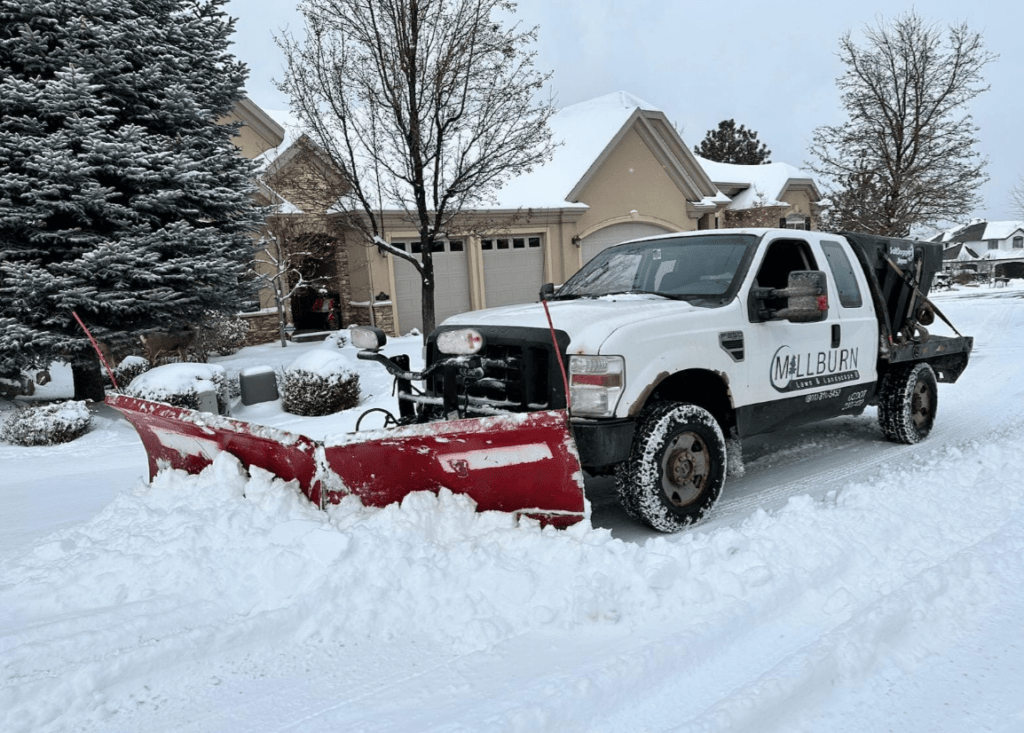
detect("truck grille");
top-left (426, 326), bottom-right (568, 413)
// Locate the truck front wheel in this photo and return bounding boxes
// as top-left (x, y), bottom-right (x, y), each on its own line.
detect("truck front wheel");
top-left (615, 402), bottom-right (727, 532)
top-left (877, 362), bottom-right (938, 444)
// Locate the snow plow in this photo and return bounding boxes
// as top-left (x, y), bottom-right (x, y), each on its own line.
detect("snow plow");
top-left (105, 337), bottom-right (587, 528)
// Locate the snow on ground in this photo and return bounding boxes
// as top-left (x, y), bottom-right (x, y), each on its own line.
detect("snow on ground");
top-left (2, 285), bottom-right (1023, 732)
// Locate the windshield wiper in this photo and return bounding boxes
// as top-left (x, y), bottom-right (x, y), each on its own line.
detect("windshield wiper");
top-left (600, 289), bottom-right (685, 300)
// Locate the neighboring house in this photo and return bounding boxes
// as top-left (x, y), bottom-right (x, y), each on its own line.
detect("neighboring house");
top-left (220, 97), bottom-right (285, 159)
top-left (932, 219), bottom-right (1024, 277)
top-left (214, 99), bottom-right (292, 343)
top-left (252, 92), bottom-right (825, 337)
top-left (695, 156), bottom-right (824, 231)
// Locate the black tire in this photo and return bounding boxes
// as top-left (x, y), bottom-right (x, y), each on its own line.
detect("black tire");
top-left (614, 402), bottom-right (727, 532)
top-left (877, 362), bottom-right (938, 444)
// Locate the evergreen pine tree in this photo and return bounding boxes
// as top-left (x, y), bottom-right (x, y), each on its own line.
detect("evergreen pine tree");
top-left (694, 119), bottom-right (772, 165)
top-left (0, 0), bottom-right (262, 399)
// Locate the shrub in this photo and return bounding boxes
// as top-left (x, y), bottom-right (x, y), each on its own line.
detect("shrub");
top-left (1, 400), bottom-right (92, 446)
top-left (125, 362), bottom-right (229, 414)
top-left (114, 355), bottom-right (150, 388)
top-left (190, 312), bottom-right (250, 362)
top-left (282, 350), bottom-right (360, 416)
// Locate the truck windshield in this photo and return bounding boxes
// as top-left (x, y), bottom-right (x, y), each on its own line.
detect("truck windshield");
top-left (555, 234), bottom-right (757, 301)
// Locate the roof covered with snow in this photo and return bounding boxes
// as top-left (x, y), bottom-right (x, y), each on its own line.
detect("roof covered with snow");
top-left (257, 93), bottom-right (820, 214)
top-left (491, 91), bottom-right (660, 209)
top-left (935, 219), bottom-right (1024, 245)
top-left (982, 221), bottom-right (1024, 241)
top-left (695, 156), bottom-right (821, 210)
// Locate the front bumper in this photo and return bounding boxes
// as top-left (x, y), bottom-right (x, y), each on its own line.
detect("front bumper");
top-left (570, 417), bottom-right (635, 473)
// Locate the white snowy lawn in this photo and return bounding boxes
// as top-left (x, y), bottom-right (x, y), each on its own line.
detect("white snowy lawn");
top-left (2, 285), bottom-right (1023, 732)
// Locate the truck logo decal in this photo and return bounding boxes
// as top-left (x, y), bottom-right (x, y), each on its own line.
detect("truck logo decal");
top-left (888, 243), bottom-right (914, 266)
top-left (770, 345), bottom-right (860, 392)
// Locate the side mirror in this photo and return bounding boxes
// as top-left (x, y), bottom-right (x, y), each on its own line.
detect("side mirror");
top-left (773, 270), bottom-right (829, 323)
top-left (351, 325), bottom-right (387, 352)
top-left (753, 270), bottom-right (829, 323)
top-left (539, 282), bottom-right (556, 301)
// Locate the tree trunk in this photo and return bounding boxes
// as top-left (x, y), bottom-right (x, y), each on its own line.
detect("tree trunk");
top-left (72, 355), bottom-right (106, 402)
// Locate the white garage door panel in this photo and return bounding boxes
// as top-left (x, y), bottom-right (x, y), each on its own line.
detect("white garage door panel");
top-left (483, 246), bottom-right (544, 308)
top-left (393, 246), bottom-right (470, 334)
top-left (581, 222), bottom-right (672, 264)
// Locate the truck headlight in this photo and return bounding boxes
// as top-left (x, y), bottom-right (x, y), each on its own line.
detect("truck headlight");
top-left (569, 355), bottom-right (625, 417)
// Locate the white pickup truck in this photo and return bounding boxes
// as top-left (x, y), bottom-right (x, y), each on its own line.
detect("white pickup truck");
top-left (356, 228), bottom-right (973, 532)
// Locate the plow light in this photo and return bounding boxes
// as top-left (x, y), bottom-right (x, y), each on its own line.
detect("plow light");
top-left (437, 329), bottom-right (484, 355)
top-left (569, 355), bottom-right (624, 417)
top-left (351, 326), bottom-right (388, 352)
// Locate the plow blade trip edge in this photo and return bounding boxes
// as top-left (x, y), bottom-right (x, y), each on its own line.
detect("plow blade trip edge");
top-left (106, 394), bottom-right (587, 528)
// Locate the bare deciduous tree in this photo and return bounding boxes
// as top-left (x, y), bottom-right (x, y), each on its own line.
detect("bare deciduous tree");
top-left (277, 0), bottom-right (557, 334)
top-left (1009, 176), bottom-right (1024, 220)
top-left (808, 11), bottom-right (995, 237)
top-left (252, 215), bottom-right (330, 347)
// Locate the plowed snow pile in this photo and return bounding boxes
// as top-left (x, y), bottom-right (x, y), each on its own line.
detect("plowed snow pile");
top-left (3, 290), bottom-right (1024, 732)
top-left (3, 424), bottom-right (1023, 731)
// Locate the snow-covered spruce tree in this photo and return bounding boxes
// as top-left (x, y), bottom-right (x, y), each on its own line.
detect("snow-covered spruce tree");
top-left (0, 0), bottom-right (263, 400)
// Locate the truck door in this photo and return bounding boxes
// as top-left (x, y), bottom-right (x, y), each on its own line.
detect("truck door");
top-left (738, 233), bottom-right (865, 436)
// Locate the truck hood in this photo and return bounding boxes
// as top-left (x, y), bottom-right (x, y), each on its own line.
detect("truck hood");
top-left (441, 296), bottom-right (700, 354)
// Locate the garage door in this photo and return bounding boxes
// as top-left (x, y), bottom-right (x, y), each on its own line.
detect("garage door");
top-left (392, 240), bottom-right (471, 334)
top-left (482, 235), bottom-right (544, 308)
top-left (581, 222), bottom-right (672, 265)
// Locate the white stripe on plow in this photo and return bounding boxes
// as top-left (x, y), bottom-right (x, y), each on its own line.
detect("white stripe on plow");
top-left (439, 443), bottom-right (554, 475)
top-left (151, 427), bottom-right (223, 463)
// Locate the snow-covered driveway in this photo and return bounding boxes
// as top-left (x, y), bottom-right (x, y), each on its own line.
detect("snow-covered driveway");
top-left (2, 288), bottom-right (1022, 732)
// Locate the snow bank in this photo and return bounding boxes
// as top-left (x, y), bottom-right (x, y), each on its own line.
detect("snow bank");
top-left (3, 416), bottom-right (1024, 731)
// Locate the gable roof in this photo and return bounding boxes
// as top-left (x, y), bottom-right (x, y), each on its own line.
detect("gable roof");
top-left (945, 221), bottom-right (989, 244)
top-left (257, 92), bottom-right (816, 215)
top-left (982, 221), bottom-right (1024, 241)
top-left (942, 242), bottom-right (980, 261)
top-left (492, 91), bottom-right (720, 209)
top-left (695, 156), bottom-right (821, 210)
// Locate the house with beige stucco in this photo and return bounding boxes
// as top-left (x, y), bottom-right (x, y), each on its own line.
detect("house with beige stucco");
top-left (249, 91), bottom-right (824, 339)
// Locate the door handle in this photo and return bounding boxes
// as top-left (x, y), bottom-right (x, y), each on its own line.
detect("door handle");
top-left (832, 324), bottom-right (841, 348)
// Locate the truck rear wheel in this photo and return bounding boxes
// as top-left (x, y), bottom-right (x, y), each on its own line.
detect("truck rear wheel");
top-left (615, 402), bottom-right (726, 532)
top-left (877, 362), bottom-right (937, 444)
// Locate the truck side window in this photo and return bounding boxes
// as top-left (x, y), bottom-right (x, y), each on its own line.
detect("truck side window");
top-left (755, 239), bottom-right (815, 290)
top-left (821, 240), bottom-right (863, 308)
top-left (754, 239), bottom-right (817, 312)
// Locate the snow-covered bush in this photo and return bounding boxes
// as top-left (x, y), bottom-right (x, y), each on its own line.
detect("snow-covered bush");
top-left (114, 355), bottom-right (150, 388)
top-left (282, 350), bottom-right (360, 416)
top-left (125, 363), bottom-right (229, 414)
top-left (191, 312), bottom-right (250, 361)
top-left (0, 400), bottom-right (92, 446)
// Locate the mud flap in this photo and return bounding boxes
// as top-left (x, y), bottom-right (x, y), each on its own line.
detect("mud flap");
top-left (107, 394), bottom-right (587, 528)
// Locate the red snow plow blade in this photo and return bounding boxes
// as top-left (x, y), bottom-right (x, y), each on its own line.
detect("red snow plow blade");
top-left (106, 394), bottom-right (586, 528)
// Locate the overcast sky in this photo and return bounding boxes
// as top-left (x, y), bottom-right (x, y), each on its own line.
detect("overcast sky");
top-left (225, 0), bottom-right (1024, 227)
